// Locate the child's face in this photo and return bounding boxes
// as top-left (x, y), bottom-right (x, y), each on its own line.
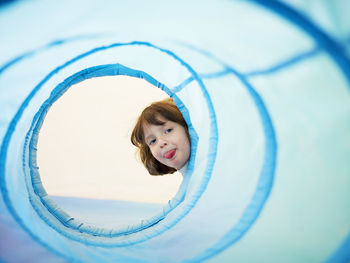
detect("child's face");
top-left (143, 117), bottom-right (190, 170)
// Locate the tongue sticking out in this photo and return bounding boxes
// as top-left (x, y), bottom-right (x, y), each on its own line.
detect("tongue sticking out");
top-left (165, 149), bottom-right (176, 159)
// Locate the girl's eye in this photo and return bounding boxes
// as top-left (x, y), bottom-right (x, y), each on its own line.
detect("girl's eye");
top-left (165, 128), bottom-right (172, 134)
top-left (149, 139), bottom-right (156, 146)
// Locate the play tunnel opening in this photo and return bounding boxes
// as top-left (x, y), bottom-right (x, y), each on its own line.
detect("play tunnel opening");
top-left (36, 75), bottom-right (184, 225)
top-left (1, 1), bottom-right (350, 262)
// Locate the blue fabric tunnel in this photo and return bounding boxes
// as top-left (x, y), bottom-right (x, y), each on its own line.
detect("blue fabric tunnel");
top-left (0, 0), bottom-right (350, 262)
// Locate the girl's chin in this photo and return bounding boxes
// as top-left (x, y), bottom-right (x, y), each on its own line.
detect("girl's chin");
top-left (166, 162), bottom-right (178, 170)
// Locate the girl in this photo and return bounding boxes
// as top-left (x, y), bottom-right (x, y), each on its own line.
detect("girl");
top-left (131, 98), bottom-right (191, 176)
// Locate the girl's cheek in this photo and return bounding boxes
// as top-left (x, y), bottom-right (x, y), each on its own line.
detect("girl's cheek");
top-left (151, 149), bottom-right (159, 159)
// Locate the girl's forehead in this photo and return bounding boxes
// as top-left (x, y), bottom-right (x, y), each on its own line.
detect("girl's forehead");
top-left (143, 121), bottom-right (165, 134)
top-left (142, 117), bottom-right (172, 137)
top-left (142, 122), bottom-right (162, 141)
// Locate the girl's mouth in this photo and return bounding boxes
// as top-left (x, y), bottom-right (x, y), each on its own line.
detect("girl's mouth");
top-left (164, 149), bottom-right (176, 159)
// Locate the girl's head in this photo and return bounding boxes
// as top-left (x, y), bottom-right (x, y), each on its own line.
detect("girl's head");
top-left (131, 98), bottom-right (190, 175)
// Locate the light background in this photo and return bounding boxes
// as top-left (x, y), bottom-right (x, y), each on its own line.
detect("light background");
top-left (37, 76), bottom-right (183, 204)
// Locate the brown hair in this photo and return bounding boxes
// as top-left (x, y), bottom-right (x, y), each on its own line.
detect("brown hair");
top-left (131, 98), bottom-right (190, 175)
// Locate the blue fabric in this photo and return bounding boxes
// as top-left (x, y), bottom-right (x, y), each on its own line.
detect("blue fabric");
top-left (0, 0), bottom-right (349, 262)
top-left (326, 233), bottom-right (350, 263)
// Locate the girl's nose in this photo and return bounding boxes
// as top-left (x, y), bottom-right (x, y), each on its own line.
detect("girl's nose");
top-left (159, 139), bottom-right (167, 148)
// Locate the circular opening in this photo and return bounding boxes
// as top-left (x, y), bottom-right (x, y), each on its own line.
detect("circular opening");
top-left (37, 76), bottom-right (183, 224)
